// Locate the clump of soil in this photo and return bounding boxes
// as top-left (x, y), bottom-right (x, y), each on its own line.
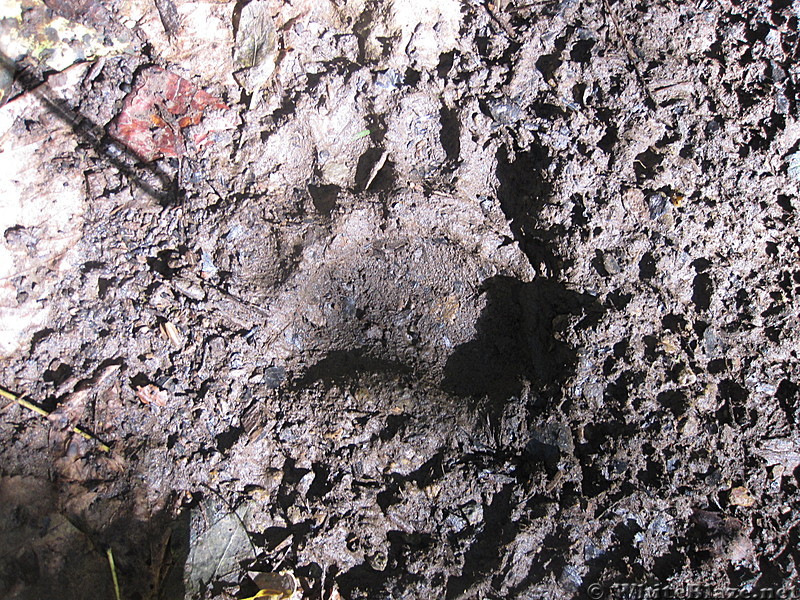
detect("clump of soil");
top-left (2, 0), bottom-right (800, 598)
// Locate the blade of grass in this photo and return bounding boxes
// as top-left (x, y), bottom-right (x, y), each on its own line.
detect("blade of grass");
top-left (107, 547), bottom-right (121, 600)
top-left (0, 386), bottom-right (111, 452)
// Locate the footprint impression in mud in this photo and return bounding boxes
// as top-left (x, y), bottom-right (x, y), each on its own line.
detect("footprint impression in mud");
top-left (208, 186), bottom-right (540, 399)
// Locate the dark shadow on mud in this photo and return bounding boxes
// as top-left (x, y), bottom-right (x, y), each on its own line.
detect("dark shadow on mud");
top-left (444, 483), bottom-right (517, 600)
top-left (495, 145), bottom-right (564, 277)
top-left (434, 275), bottom-right (603, 596)
top-left (442, 275), bottom-right (603, 403)
top-left (293, 348), bottom-right (412, 389)
top-left (0, 474), bottom-right (189, 599)
top-left (440, 105), bottom-right (461, 170)
top-left (436, 143), bottom-right (605, 597)
top-left (436, 276), bottom-right (603, 597)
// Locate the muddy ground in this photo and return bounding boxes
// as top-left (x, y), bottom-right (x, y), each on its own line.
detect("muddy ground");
top-left (1, 0), bottom-right (800, 598)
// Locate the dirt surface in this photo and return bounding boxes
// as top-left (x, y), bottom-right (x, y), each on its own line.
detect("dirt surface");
top-left (2, 0), bottom-right (800, 598)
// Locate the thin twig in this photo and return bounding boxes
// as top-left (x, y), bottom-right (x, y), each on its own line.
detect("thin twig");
top-left (602, 0), bottom-right (656, 108)
top-left (482, 1), bottom-right (518, 39)
top-left (0, 386), bottom-right (111, 452)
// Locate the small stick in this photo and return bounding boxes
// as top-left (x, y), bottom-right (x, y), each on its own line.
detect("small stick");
top-left (483, 1), bottom-right (517, 39)
top-left (602, 0), bottom-right (656, 108)
top-left (364, 150), bottom-right (388, 191)
top-left (0, 386), bottom-right (111, 452)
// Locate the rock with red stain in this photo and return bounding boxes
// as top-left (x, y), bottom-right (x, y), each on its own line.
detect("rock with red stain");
top-left (108, 67), bottom-right (227, 161)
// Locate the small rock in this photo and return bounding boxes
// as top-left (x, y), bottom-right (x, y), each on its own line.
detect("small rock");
top-left (729, 486), bottom-right (755, 507)
top-left (445, 512), bottom-right (467, 533)
top-left (623, 188), bottom-right (646, 214)
top-left (602, 253), bottom-right (622, 275)
top-left (703, 327), bottom-right (720, 355)
top-left (264, 366), bottom-right (286, 389)
top-left (375, 68), bottom-right (403, 90)
top-left (488, 97), bottom-right (524, 124)
top-left (660, 336), bottom-right (680, 354)
top-left (367, 550), bottom-right (388, 572)
top-left (647, 192), bottom-right (669, 219)
top-left (788, 152), bottom-right (800, 181)
top-left (776, 92), bottom-right (790, 115)
top-left (460, 500), bottom-right (483, 526)
top-left (678, 368), bottom-right (697, 387)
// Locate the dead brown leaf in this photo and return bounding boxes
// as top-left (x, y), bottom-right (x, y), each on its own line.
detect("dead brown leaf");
top-left (136, 384), bottom-right (169, 407)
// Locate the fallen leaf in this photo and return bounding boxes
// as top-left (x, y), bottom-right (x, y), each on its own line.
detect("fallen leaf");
top-left (184, 502), bottom-right (255, 597)
top-left (233, 0), bottom-right (278, 101)
top-left (117, 0), bottom-right (235, 86)
top-left (0, 0), bottom-right (135, 76)
top-left (108, 67), bottom-right (227, 161)
top-left (135, 384), bottom-right (169, 407)
top-left (691, 509), bottom-right (754, 565)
